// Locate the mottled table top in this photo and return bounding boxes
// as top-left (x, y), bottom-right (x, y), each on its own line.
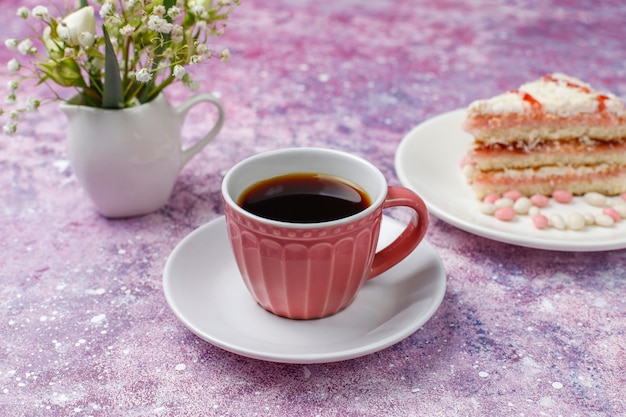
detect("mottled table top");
top-left (1, 0), bottom-right (625, 416)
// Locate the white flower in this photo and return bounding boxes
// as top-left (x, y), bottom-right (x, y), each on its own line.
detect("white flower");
top-left (147, 15), bottom-right (173, 34)
top-left (191, 5), bottom-right (208, 18)
top-left (57, 6), bottom-right (96, 47)
top-left (171, 25), bottom-right (184, 43)
top-left (135, 68), bottom-right (152, 83)
top-left (153, 5), bottom-right (166, 17)
top-left (78, 32), bottom-right (95, 48)
top-left (167, 6), bottom-right (181, 19)
top-left (108, 14), bottom-right (124, 26)
top-left (64, 48), bottom-right (75, 58)
top-left (5, 39), bottom-right (18, 50)
top-left (7, 59), bottom-right (20, 73)
top-left (7, 80), bottom-right (19, 91)
top-left (17, 39), bottom-right (34, 55)
top-left (99, 3), bottom-right (113, 18)
top-left (196, 43), bottom-right (211, 57)
top-left (219, 48), bottom-right (231, 62)
top-left (173, 65), bottom-right (185, 80)
top-left (120, 25), bottom-right (135, 37)
top-left (16, 7), bottom-right (30, 19)
top-left (31, 6), bottom-right (49, 19)
top-left (3, 122), bottom-right (17, 135)
top-left (87, 57), bottom-right (105, 72)
top-left (190, 55), bottom-right (202, 64)
top-left (147, 15), bottom-right (161, 31)
top-left (4, 94), bottom-right (16, 105)
top-left (25, 97), bottom-right (41, 111)
top-left (9, 110), bottom-right (19, 121)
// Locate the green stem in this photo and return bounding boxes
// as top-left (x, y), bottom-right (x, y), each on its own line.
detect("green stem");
top-left (147, 76), bottom-right (174, 101)
top-left (122, 36), bottom-right (131, 95)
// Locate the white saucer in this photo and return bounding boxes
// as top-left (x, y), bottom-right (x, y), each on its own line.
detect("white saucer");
top-left (395, 109), bottom-right (626, 252)
top-left (163, 215), bottom-right (447, 364)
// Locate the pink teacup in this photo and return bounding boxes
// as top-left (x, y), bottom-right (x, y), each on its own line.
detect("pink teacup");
top-left (222, 147), bottom-right (429, 319)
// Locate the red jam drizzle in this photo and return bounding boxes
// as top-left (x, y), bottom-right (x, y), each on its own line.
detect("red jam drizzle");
top-left (509, 89), bottom-right (542, 111)
top-left (542, 74), bottom-right (609, 112)
top-left (597, 94), bottom-right (609, 112)
top-left (542, 74), bottom-right (591, 93)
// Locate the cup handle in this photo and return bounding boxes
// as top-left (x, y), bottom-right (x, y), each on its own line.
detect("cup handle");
top-left (368, 186), bottom-right (429, 279)
top-left (178, 93), bottom-right (226, 166)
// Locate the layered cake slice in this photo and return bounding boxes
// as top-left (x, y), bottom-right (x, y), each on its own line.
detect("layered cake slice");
top-left (462, 73), bottom-right (626, 199)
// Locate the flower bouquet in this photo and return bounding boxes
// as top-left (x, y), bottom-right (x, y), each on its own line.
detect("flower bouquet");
top-left (2, 0), bottom-right (239, 134)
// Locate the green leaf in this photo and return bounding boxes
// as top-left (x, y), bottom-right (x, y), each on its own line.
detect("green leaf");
top-left (102, 25), bottom-right (123, 109)
top-left (79, 0), bottom-right (88, 8)
top-left (39, 59), bottom-right (87, 88)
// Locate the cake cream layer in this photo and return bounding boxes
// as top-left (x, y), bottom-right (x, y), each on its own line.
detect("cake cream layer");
top-left (463, 114), bottom-right (626, 145)
top-left (470, 138), bottom-right (626, 171)
top-left (467, 165), bottom-right (626, 199)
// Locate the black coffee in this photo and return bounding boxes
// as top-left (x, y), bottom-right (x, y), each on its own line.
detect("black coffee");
top-left (238, 173), bottom-right (371, 223)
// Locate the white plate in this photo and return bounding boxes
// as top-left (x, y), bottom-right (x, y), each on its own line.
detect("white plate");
top-left (163, 216), bottom-right (446, 364)
top-left (395, 109), bottom-right (626, 252)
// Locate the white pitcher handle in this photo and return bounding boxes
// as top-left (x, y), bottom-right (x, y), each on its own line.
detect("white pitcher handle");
top-left (178, 93), bottom-right (225, 166)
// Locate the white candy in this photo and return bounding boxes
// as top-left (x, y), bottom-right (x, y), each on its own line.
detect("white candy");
top-left (528, 206), bottom-right (540, 218)
top-left (494, 198), bottom-right (514, 208)
top-left (611, 198), bottom-right (626, 206)
top-left (566, 212), bottom-right (586, 230)
top-left (582, 212), bottom-right (595, 225)
top-left (595, 214), bottom-right (615, 227)
top-left (549, 213), bottom-right (566, 230)
top-left (583, 192), bottom-right (607, 207)
top-left (513, 197), bottom-right (532, 214)
top-left (479, 202), bottom-right (497, 215)
top-left (476, 190), bottom-right (623, 231)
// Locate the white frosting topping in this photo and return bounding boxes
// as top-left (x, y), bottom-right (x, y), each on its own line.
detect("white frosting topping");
top-left (468, 73), bottom-right (625, 116)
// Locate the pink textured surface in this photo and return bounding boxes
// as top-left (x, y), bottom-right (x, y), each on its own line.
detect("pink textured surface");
top-left (1, 1), bottom-right (625, 416)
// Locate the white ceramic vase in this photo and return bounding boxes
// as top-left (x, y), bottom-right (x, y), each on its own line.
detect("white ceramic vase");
top-left (61, 93), bottom-right (225, 218)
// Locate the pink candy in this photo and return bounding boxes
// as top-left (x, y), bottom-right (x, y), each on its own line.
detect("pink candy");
top-left (552, 189), bottom-right (573, 204)
top-left (483, 193), bottom-right (500, 204)
top-left (503, 190), bottom-right (523, 201)
top-left (533, 214), bottom-right (549, 229)
top-left (494, 206), bottom-right (516, 221)
top-left (481, 188), bottom-right (624, 230)
top-left (530, 194), bottom-right (550, 208)
top-left (603, 207), bottom-right (621, 223)
top-left (481, 189), bottom-right (623, 230)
